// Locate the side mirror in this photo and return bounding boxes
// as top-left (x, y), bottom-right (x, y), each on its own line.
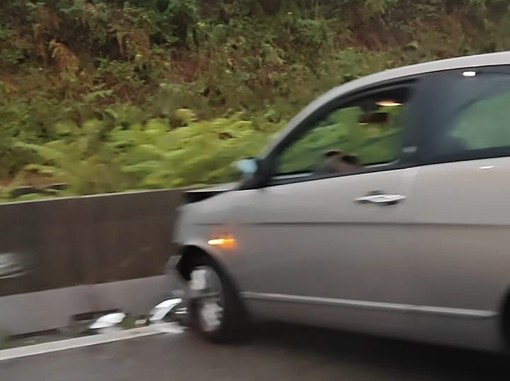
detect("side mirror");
top-left (236, 158), bottom-right (259, 179)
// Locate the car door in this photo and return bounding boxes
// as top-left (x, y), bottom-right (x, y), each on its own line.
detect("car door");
top-left (406, 67), bottom-right (510, 349)
top-left (232, 80), bottom-right (423, 332)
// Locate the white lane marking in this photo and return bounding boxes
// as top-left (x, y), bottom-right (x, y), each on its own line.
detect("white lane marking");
top-left (0, 324), bottom-right (183, 362)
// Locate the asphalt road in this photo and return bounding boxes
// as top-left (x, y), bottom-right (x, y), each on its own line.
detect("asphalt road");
top-left (0, 323), bottom-right (509, 381)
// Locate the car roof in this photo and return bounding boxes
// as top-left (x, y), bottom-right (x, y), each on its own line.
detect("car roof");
top-left (263, 51), bottom-right (510, 156)
top-left (346, 51), bottom-right (510, 88)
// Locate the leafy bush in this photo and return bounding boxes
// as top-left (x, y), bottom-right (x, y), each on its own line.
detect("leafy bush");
top-left (16, 119), bottom-right (128, 195)
top-left (109, 112), bottom-right (282, 189)
top-left (13, 111), bottom-right (282, 196)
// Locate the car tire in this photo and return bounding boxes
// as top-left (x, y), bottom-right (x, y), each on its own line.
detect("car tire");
top-left (187, 255), bottom-right (249, 343)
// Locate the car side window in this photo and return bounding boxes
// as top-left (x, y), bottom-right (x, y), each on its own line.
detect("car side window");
top-left (427, 71), bottom-right (510, 161)
top-left (274, 86), bottom-right (412, 179)
top-left (449, 92), bottom-right (510, 150)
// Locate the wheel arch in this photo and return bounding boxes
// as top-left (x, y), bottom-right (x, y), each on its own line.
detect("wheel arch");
top-left (175, 244), bottom-right (237, 288)
top-left (175, 245), bottom-right (210, 280)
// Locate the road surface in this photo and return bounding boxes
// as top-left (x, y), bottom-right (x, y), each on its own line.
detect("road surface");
top-left (0, 323), bottom-right (508, 381)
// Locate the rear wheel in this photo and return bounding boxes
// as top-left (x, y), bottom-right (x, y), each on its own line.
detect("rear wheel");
top-left (188, 256), bottom-right (249, 343)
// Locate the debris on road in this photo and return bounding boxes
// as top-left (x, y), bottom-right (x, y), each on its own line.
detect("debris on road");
top-left (89, 313), bottom-right (127, 333)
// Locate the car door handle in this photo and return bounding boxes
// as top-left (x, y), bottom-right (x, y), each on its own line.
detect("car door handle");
top-left (355, 193), bottom-right (406, 206)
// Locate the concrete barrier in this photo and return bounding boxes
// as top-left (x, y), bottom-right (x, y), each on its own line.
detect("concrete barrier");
top-left (0, 189), bottom-right (183, 334)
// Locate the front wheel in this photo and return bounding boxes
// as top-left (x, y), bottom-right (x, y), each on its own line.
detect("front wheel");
top-left (188, 256), bottom-right (249, 343)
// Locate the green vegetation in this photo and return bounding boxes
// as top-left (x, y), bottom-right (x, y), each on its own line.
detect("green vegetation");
top-left (2, 0), bottom-right (510, 201)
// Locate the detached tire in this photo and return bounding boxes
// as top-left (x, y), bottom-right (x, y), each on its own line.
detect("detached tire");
top-left (188, 255), bottom-right (249, 343)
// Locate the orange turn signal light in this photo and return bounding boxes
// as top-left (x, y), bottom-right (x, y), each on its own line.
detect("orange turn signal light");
top-left (207, 237), bottom-right (236, 250)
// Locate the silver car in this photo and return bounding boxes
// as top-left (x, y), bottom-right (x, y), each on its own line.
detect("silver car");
top-left (167, 52), bottom-right (510, 353)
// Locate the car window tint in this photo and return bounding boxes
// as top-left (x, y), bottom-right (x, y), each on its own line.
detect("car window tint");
top-left (450, 92), bottom-right (510, 150)
top-left (427, 72), bottom-right (510, 161)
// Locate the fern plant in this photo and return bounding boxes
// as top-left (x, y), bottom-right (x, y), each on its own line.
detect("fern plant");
top-left (16, 119), bottom-right (129, 195)
top-left (109, 112), bottom-right (282, 189)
